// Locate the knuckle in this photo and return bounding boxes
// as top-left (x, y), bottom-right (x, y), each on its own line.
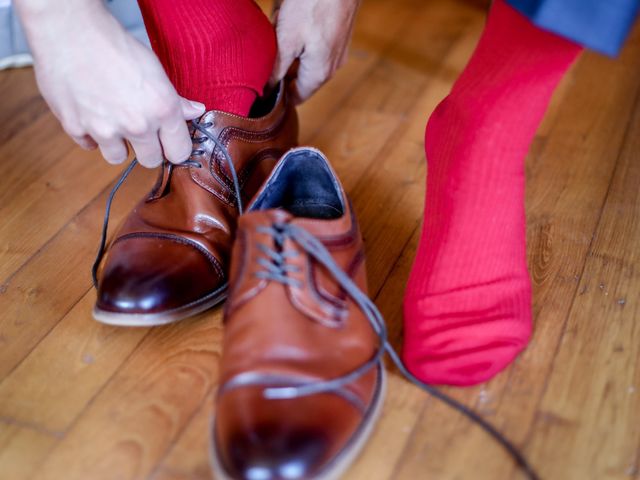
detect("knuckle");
top-left (277, 36), bottom-right (297, 52)
top-left (102, 152), bottom-right (125, 165)
top-left (165, 141), bottom-right (191, 163)
top-left (61, 120), bottom-right (84, 138)
top-left (154, 99), bottom-right (179, 121)
top-left (136, 155), bottom-right (162, 169)
top-left (132, 150), bottom-right (151, 166)
top-left (94, 125), bottom-right (117, 141)
top-left (124, 118), bottom-right (150, 137)
top-left (133, 141), bottom-right (163, 167)
top-left (100, 146), bottom-right (126, 164)
top-left (78, 137), bottom-right (98, 151)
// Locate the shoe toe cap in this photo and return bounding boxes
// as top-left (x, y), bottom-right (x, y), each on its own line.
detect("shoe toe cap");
top-left (222, 425), bottom-right (328, 480)
top-left (96, 237), bottom-right (225, 314)
top-left (214, 390), bottom-right (364, 480)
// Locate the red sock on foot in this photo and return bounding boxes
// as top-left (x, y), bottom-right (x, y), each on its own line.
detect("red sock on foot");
top-left (137, 0), bottom-right (276, 115)
top-left (403, 0), bottom-right (581, 386)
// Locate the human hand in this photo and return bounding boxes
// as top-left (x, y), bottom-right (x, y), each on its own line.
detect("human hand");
top-left (15, 0), bottom-right (204, 168)
top-left (270, 0), bottom-right (361, 104)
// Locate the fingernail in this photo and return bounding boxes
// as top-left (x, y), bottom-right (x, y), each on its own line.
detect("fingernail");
top-left (188, 100), bottom-right (205, 112)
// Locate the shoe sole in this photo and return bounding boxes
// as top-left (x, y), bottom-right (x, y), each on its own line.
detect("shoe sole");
top-left (209, 363), bottom-right (387, 480)
top-left (92, 283), bottom-right (228, 327)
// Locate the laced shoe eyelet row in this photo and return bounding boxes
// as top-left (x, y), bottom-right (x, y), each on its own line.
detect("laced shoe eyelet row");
top-left (92, 117), bottom-right (245, 289)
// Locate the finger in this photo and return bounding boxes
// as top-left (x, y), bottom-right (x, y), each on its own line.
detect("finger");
top-left (338, 40), bottom-right (351, 69)
top-left (270, 50), bottom-right (298, 86)
top-left (270, 36), bottom-right (301, 87)
top-left (98, 138), bottom-right (129, 165)
top-left (71, 134), bottom-right (98, 151)
top-left (179, 97), bottom-right (206, 120)
top-left (129, 133), bottom-right (164, 168)
top-left (159, 114), bottom-right (193, 164)
top-left (292, 50), bottom-right (330, 104)
top-left (61, 119), bottom-right (97, 150)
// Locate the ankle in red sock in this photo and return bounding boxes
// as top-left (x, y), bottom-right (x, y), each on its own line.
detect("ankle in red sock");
top-left (403, 0), bottom-right (581, 386)
top-left (137, 0), bottom-right (276, 116)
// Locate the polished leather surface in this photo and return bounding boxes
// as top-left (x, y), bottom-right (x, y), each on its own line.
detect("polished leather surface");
top-left (95, 84), bottom-right (298, 319)
top-left (214, 149), bottom-right (381, 480)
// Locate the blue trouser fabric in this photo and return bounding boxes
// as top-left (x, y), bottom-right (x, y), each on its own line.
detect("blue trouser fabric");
top-left (507, 0), bottom-right (640, 56)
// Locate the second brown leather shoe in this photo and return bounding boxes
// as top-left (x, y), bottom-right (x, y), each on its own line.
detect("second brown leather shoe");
top-left (92, 83), bottom-right (298, 326)
top-left (212, 149), bottom-right (542, 480)
top-left (211, 148), bottom-right (386, 480)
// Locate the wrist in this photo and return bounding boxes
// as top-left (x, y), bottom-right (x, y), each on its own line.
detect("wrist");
top-left (15, 0), bottom-right (120, 64)
top-left (14, 0), bottom-right (103, 21)
top-left (15, 0), bottom-right (109, 52)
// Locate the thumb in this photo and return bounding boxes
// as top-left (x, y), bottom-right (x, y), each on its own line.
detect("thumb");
top-left (270, 49), bottom-right (296, 88)
top-left (180, 97), bottom-right (206, 120)
top-left (270, 32), bottom-right (301, 87)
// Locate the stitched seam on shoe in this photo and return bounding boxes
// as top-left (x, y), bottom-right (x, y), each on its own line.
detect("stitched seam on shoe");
top-left (236, 147), bottom-right (285, 187)
top-left (310, 247), bottom-right (367, 326)
top-left (213, 365), bottom-right (384, 478)
top-left (218, 372), bottom-right (367, 414)
top-left (336, 249), bottom-right (367, 304)
top-left (216, 148), bottom-right (285, 204)
top-left (286, 257), bottom-right (345, 330)
top-left (308, 261), bottom-right (347, 314)
top-left (201, 83), bottom-right (289, 123)
top-left (311, 248), bottom-right (365, 308)
top-left (189, 94), bottom-right (291, 204)
top-left (223, 228), bottom-right (268, 319)
top-left (212, 107), bottom-right (289, 186)
top-left (209, 103), bottom-right (291, 189)
top-left (191, 148), bottom-right (285, 208)
top-left (96, 282), bottom-right (228, 315)
top-left (112, 232), bottom-right (225, 279)
top-left (320, 199), bottom-right (360, 247)
top-left (190, 174), bottom-right (234, 207)
top-left (315, 364), bottom-right (384, 475)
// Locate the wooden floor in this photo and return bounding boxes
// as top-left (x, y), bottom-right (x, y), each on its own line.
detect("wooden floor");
top-left (1, 0), bottom-right (640, 478)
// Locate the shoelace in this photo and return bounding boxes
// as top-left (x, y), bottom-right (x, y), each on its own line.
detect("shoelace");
top-left (92, 126), bottom-right (539, 479)
top-left (251, 224), bottom-right (540, 480)
top-left (91, 118), bottom-right (243, 287)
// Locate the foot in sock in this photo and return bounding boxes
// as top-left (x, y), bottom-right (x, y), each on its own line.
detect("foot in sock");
top-left (403, 0), bottom-right (582, 386)
top-left (137, 0), bottom-right (276, 115)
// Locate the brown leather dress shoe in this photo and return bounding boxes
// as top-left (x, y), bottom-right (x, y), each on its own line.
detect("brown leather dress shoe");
top-left (92, 84), bottom-right (298, 326)
top-left (212, 148), bottom-right (386, 480)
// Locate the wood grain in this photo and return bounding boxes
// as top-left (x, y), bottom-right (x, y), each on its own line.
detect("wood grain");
top-left (527, 78), bottom-right (640, 480)
top-left (0, 164), bottom-right (155, 380)
top-left (0, 423), bottom-right (57, 480)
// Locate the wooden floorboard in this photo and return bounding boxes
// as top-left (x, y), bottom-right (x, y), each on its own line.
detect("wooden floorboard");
top-left (1, 0), bottom-right (639, 479)
top-left (527, 78), bottom-right (640, 480)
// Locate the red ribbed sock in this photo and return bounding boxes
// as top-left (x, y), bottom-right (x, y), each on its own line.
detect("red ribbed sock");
top-left (403, 0), bottom-right (582, 386)
top-left (137, 0), bottom-right (276, 115)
